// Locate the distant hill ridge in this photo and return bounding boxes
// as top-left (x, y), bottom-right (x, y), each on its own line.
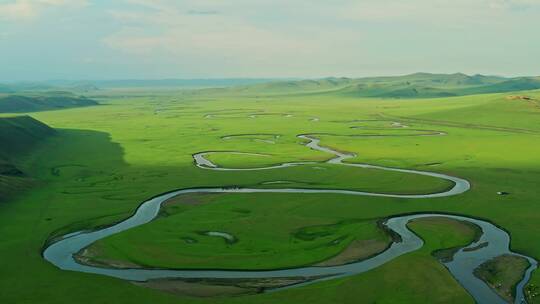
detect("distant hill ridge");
top-left (0, 78), bottom-right (278, 93)
top-left (0, 95), bottom-right (98, 113)
top-left (201, 73), bottom-right (540, 98)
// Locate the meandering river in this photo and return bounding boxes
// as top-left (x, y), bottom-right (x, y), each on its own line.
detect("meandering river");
top-left (43, 133), bottom-right (537, 304)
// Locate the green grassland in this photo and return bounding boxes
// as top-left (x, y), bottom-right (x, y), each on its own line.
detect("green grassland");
top-left (83, 192), bottom-right (393, 270)
top-left (0, 78), bottom-right (540, 303)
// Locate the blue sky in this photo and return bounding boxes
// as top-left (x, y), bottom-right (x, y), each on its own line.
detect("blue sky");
top-left (1, 0), bottom-right (539, 81)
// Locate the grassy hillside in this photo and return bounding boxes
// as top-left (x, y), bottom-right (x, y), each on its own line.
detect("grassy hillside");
top-left (0, 116), bottom-right (55, 201)
top-left (0, 95), bottom-right (98, 113)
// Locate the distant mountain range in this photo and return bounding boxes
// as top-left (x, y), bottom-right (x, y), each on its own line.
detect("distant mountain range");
top-left (0, 78), bottom-right (279, 93)
top-left (0, 95), bottom-right (98, 113)
top-left (206, 73), bottom-right (540, 98)
top-left (1, 73), bottom-right (539, 98)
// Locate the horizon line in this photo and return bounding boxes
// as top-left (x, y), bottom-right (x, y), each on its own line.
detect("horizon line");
top-left (2, 72), bottom-right (538, 84)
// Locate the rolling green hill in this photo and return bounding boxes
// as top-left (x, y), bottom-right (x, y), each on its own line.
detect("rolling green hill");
top-left (194, 77), bottom-right (353, 96)
top-left (0, 116), bottom-right (55, 201)
top-left (231, 77), bottom-right (354, 94)
top-left (460, 77), bottom-right (540, 95)
top-left (335, 74), bottom-right (540, 98)
top-left (335, 73), bottom-right (508, 98)
top-left (0, 95), bottom-right (98, 113)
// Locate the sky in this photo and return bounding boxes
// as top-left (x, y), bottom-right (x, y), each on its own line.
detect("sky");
top-left (0, 0), bottom-right (539, 81)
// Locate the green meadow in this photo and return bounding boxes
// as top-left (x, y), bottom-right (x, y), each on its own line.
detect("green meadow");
top-left (1, 82), bottom-right (540, 303)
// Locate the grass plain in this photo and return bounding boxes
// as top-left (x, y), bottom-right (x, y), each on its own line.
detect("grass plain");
top-left (0, 81), bottom-right (540, 303)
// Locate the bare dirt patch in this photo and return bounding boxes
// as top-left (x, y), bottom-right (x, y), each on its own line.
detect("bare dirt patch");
top-left (134, 279), bottom-right (254, 297)
top-left (134, 277), bottom-right (313, 297)
top-left (507, 95), bottom-right (536, 101)
top-left (315, 239), bottom-right (389, 267)
top-left (74, 244), bottom-right (143, 269)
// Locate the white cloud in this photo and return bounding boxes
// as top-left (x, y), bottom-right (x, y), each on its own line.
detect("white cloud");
top-left (0, 1), bottom-right (36, 19)
top-left (337, 0), bottom-right (540, 24)
top-left (97, 0), bottom-right (540, 77)
top-left (106, 2), bottom-right (299, 54)
top-left (0, 0), bottom-right (88, 20)
top-left (2, 0), bottom-right (539, 79)
top-left (104, 0), bottom-right (534, 57)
